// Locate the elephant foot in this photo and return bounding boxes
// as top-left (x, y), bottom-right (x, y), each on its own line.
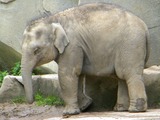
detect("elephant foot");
top-left (129, 98), bottom-right (147, 112)
top-left (114, 104), bottom-right (128, 111)
top-left (63, 104), bottom-right (80, 116)
top-left (79, 95), bottom-right (93, 111)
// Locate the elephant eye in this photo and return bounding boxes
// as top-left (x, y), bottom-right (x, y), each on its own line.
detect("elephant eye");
top-left (36, 30), bottom-right (42, 39)
top-left (34, 47), bottom-right (41, 55)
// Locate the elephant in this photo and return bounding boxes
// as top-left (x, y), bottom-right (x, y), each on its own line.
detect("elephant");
top-left (21, 2), bottom-right (149, 116)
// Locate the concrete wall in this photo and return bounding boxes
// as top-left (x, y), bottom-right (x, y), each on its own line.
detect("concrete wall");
top-left (0, 0), bottom-right (160, 70)
top-left (0, 0), bottom-right (78, 71)
top-left (0, 0), bottom-right (78, 52)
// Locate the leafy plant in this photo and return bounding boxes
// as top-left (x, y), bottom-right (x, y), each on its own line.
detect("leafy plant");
top-left (11, 61), bottom-right (21, 75)
top-left (0, 62), bottom-right (21, 87)
top-left (32, 68), bottom-right (43, 75)
top-left (0, 61), bottom-right (45, 87)
top-left (0, 71), bottom-right (8, 85)
top-left (35, 92), bottom-right (64, 106)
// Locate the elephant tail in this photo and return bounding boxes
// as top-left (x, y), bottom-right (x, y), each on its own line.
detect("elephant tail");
top-left (144, 26), bottom-right (150, 68)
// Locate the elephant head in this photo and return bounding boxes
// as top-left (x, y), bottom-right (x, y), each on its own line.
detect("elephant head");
top-left (21, 21), bottom-right (69, 103)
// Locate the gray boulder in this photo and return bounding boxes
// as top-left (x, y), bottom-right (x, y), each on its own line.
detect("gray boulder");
top-left (0, 75), bottom-right (60, 103)
top-left (0, 41), bottom-right (20, 71)
top-left (144, 66), bottom-right (160, 107)
top-left (0, 75), bottom-right (24, 102)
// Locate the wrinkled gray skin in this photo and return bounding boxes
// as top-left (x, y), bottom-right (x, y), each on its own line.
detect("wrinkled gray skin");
top-left (21, 3), bottom-right (149, 116)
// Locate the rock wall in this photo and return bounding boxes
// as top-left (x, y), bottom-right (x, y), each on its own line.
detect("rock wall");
top-left (0, 0), bottom-right (78, 52)
top-left (0, 0), bottom-right (160, 71)
top-left (0, 0), bottom-right (78, 72)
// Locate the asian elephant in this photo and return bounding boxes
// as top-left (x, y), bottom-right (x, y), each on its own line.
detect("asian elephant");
top-left (21, 3), bottom-right (149, 116)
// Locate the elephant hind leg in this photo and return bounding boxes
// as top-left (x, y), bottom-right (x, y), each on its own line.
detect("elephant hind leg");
top-left (114, 79), bottom-right (129, 111)
top-left (126, 74), bottom-right (147, 112)
top-left (115, 66), bottom-right (147, 112)
top-left (115, 34), bottom-right (147, 112)
top-left (78, 75), bottom-right (93, 111)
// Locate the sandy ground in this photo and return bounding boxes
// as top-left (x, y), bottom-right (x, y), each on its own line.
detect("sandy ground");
top-left (0, 102), bottom-right (63, 120)
top-left (46, 109), bottom-right (160, 120)
top-left (1, 102), bottom-right (160, 120)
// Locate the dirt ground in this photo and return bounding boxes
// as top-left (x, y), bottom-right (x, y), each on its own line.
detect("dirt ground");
top-left (0, 102), bottom-right (64, 120)
top-left (1, 102), bottom-right (160, 120)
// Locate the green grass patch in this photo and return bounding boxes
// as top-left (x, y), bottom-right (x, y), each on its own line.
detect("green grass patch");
top-left (12, 96), bottom-right (26, 104)
top-left (35, 92), bottom-right (64, 106)
top-left (11, 92), bottom-right (64, 106)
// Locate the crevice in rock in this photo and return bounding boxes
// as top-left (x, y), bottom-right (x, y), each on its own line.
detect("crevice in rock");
top-left (0, 0), bottom-right (15, 4)
top-left (148, 25), bottom-right (160, 29)
top-left (41, 0), bottom-right (51, 16)
top-left (36, 0), bottom-right (51, 19)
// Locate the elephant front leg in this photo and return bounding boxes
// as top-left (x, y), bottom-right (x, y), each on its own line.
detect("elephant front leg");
top-left (78, 75), bottom-right (93, 111)
top-left (59, 69), bottom-right (80, 116)
top-left (114, 79), bottom-right (129, 111)
top-left (58, 47), bottom-right (84, 116)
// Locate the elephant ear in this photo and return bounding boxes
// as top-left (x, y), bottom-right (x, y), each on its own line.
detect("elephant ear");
top-left (52, 23), bottom-right (69, 54)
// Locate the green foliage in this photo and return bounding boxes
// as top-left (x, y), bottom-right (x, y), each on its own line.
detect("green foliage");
top-left (12, 96), bottom-right (26, 104)
top-left (0, 61), bottom-right (44, 87)
top-left (10, 92), bottom-right (64, 106)
top-left (11, 61), bottom-right (21, 76)
top-left (0, 62), bottom-right (21, 87)
top-left (32, 68), bottom-right (43, 75)
top-left (35, 92), bottom-right (64, 106)
top-left (0, 71), bottom-right (8, 86)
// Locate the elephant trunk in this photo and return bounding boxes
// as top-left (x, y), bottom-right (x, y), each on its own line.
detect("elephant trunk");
top-left (21, 55), bottom-right (35, 104)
